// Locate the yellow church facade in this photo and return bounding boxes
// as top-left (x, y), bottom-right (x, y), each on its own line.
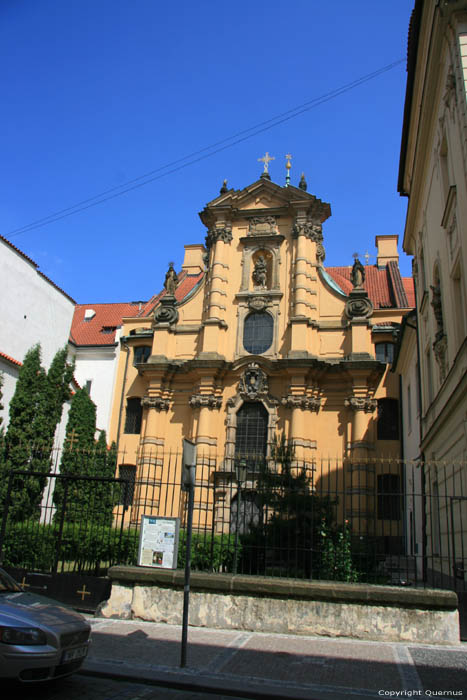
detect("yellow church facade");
top-left (109, 173), bottom-right (414, 548)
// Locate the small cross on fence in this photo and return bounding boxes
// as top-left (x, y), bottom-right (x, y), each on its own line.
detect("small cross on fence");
top-left (76, 584), bottom-right (91, 601)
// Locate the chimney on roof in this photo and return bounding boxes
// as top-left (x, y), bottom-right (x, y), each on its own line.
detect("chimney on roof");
top-left (375, 235), bottom-right (399, 269)
top-left (181, 244), bottom-right (205, 274)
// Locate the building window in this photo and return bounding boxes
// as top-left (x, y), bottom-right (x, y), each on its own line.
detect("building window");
top-left (235, 401), bottom-right (268, 467)
top-left (101, 326), bottom-right (117, 334)
top-left (133, 346), bottom-right (151, 365)
top-left (377, 398), bottom-right (399, 440)
top-left (375, 342), bottom-right (394, 363)
top-left (85, 379), bottom-right (92, 396)
top-left (243, 312), bottom-right (273, 354)
top-left (124, 398), bottom-right (142, 434)
top-left (118, 464), bottom-right (136, 508)
top-left (377, 473), bottom-right (401, 520)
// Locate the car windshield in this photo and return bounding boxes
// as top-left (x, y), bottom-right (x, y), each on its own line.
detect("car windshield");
top-left (0, 568), bottom-right (22, 593)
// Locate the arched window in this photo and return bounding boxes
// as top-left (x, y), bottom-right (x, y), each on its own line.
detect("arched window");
top-left (377, 398), bottom-right (399, 440)
top-left (124, 398), bottom-right (142, 434)
top-left (243, 312), bottom-right (273, 354)
top-left (235, 402), bottom-right (268, 464)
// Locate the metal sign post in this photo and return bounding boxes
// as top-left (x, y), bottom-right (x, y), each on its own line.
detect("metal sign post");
top-left (180, 439), bottom-right (196, 668)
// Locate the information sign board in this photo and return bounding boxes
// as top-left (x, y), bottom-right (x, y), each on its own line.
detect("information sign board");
top-left (137, 516), bottom-right (180, 569)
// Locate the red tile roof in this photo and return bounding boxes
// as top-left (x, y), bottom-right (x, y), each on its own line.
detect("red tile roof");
top-left (70, 270), bottom-right (204, 347)
top-left (0, 351), bottom-right (22, 367)
top-left (402, 278), bottom-right (415, 307)
top-left (70, 302), bottom-right (143, 346)
top-left (327, 265), bottom-right (414, 309)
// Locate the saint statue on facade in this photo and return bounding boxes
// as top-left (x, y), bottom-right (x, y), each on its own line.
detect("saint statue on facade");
top-left (350, 257), bottom-right (365, 288)
top-left (164, 262), bottom-right (178, 296)
top-left (253, 255), bottom-right (268, 287)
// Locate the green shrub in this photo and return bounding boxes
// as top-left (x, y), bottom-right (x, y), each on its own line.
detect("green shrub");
top-left (1, 521), bottom-right (139, 573)
top-left (177, 530), bottom-right (238, 572)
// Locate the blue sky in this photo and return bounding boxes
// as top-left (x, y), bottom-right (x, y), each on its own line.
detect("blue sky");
top-left (1, 1), bottom-right (414, 304)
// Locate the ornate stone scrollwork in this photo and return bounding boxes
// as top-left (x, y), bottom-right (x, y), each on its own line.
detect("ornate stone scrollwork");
top-left (154, 298), bottom-right (179, 326)
top-left (344, 290), bottom-right (373, 320)
top-left (248, 216), bottom-right (277, 236)
top-left (142, 396), bottom-right (170, 411)
top-left (281, 395), bottom-right (321, 412)
top-left (247, 295), bottom-right (270, 312)
top-left (316, 243), bottom-right (326, 264)
top-left (238, 363), bottom-right (269, 400)
top-left (345, 396), bottom-right (377, 413)
top-left (189, 394), bottom-right (222, 409)
top-left (433, 335), bottom-right (448, 383)
top-left (292, 217), bottom-right (322, 242)
top-left (205, 224), bottom-right (233, 250)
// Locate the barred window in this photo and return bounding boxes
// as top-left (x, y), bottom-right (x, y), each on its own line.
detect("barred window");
top-left (377, 398), bottom-right (399, 440)
top-left (133, 346), bottom-right (151, 365)
top-left (124, 398), bottom-right (142, 434)
top-left (377, 473), bottom-right (401, 520)
top-left (119, 464), bottom-right (136, 508)
top-left (243, 312), bottom-right (273, 354)
top-left (235, 402), bottom-right (268, 466)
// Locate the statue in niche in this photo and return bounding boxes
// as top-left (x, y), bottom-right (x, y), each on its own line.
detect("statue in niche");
top-left (350, 257), bottom-right (365, 288)
top-left (164, 262), bottom-right (178, 296)
top-left (252, 255), bottom-right (268, 288)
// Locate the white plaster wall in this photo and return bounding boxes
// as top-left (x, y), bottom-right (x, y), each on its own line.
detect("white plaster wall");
top-left (0, 239), bottom-right (75, 370)
top-left (0, 240), bottom-right (75, 429)
top-left (71, 344), bottom-right (121, 434)
top-left (0, 359), bottom-right (20, 428)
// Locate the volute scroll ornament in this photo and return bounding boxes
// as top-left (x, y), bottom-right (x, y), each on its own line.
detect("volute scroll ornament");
top-left (292, 217), bottom-right (322, 242)
top-left (205, 224), bottom-right (233, 250)
top-left (345, 396), bottom-right (377, 413)
top-left (344, 294), bottom-right (373, 320)
top-left (189, 394), bottom-right (222, 410)
top-left (281, 395), bottom-right (321, 412)
top-left (142, 396), bottom-right (170, 412)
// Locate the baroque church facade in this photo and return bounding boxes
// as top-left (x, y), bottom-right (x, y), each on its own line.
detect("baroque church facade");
top-left (108, 170), bottom-right (414, 540)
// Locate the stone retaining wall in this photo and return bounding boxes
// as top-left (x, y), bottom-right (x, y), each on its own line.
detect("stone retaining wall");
top-left (98, 566), bottom-right (460, 645)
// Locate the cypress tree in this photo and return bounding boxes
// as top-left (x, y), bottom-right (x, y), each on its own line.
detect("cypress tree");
top-left (0, 373), bottom-right (5, 472)
top-left (53, 387), bottom-right (97, 522)
top-left (42, 347), bottom-right (75, 463)
top-left (91, 432), bottom-right (118, 526)
top-left (2, 345), bottom-right (49, 520)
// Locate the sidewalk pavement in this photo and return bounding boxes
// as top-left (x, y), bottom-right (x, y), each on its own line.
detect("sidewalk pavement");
top-left (81, 618), bottom-right (467, 700)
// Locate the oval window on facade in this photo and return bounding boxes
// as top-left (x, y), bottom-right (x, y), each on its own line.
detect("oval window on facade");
top-left (243, 312), bottom-right (273, 354)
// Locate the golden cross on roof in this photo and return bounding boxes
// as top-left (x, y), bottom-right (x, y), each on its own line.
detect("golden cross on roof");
top-left (285, 154), bottom-right (292, 170)
top-left (258, 152), bottom-right (275, 173)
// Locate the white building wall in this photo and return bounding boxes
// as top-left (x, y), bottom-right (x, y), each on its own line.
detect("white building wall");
top-left (71, 344), bottom-right (121, 434)
top-left (0, 238), bottom-right (75, 428)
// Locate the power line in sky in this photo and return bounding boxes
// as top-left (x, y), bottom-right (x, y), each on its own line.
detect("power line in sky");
top-left (6, 58), bottom-right (404, 239)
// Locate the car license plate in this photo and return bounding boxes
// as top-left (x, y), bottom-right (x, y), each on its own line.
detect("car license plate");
top-left (62, 645), bottom-right (88, 662)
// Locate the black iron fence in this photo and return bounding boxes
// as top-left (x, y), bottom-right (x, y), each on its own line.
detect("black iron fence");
top-left (0, 446), bottom-right (466, 595)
